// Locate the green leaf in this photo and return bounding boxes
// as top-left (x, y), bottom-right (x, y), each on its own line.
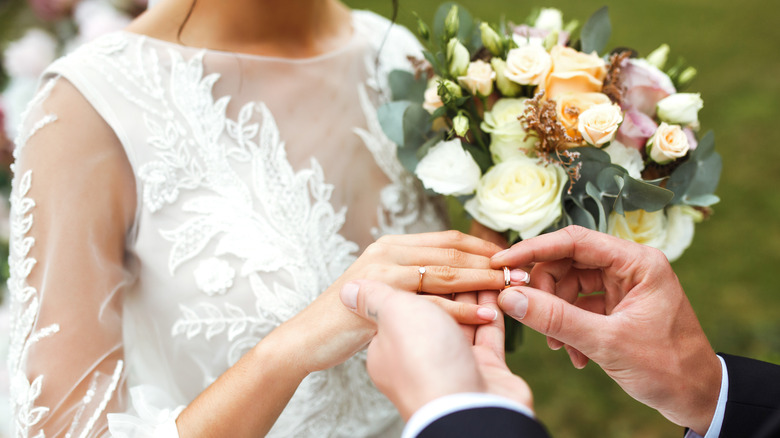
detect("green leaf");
top-left (581, 6), bottom-right (611, 55)
top-left (666, 131), bottom-right (721, 205)
top-left (619, 176), bottom-right (674, 212)
top-left (585, 181), bottom-right (608, 233)
top-left (402, 104), bottom-right (431, 150)
top-left (462, 143), bottom-right (492, 172)
top-left (377, 101), bottom-right (412, 146)
top-left (433, 3), bottom-right (476, 48)
top-left (388, 70), bottom-right (428, 103)
top-left (566, 198), bottom-right (598, 230)
top-left (684, 194), bottom-right (720, 207)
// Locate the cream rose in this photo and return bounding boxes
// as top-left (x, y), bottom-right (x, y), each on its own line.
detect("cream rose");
top-left (481, 98), bottom-right (536, 162)
top-left (555, 92), bottom-right (612, 140)
top-left (607, 209), bottom-right (667, 250)
top-left (464, 157), bottom-right (566, 238)
top-left (423, 80), bottom-right (444, 114)
top-left (545, 45), bottom-right (607, 99)
top-left (647, 122), bottom-right (690, 164)
top-left (607, 206), bottom-right (700, 262)
top-left (656, 93), bottom-right (703, 127)
top-left (577, 102), bottom-right (623, 146)
top-left (504, 45), bottom-right (552, 86)
top-left (458, 60), bottom-right (496, 96)
top-left (415, 138), bottom-right (482, 196)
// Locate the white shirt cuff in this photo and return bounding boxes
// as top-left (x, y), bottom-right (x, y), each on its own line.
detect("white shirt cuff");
top-left (684, 355), bottom-right (729, 438)
top-left (401, 393), bottom-right (534, 438)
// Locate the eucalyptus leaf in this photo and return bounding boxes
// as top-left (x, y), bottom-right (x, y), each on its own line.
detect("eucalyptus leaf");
top-left (377, 101), bottom-right (412, 146)
top-left (683, 193), bottom-right (720, 207)
top-left (620, 176), bottom-right (674, 212)
top-left (388, 70), bottom-right (428, 103)
top-left (566, 198), bottom-right (598, 230)
top-left (666, 131), bottom-right (721, 205)
top-left (397, 144), bottom-right (420, 174)
top-left (402, 104), bottom-right (432, 149)
top-left (585, 181), bottom-right (608, 233)
top-left (581, 6), bottom-right (611, 55)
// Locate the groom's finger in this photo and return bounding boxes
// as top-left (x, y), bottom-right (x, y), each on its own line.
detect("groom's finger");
top-left (498, 286), bottom-right (606, 355)
top-left (491, 226), bottom-right (635, 271)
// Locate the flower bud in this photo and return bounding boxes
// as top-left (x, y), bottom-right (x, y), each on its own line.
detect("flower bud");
top-left (453, 113), bottom-right (469, 137)
top-left (444, 5), bottom-right (460, 39)
top-left (677, 66), bottom-right (697, 87)
top-left (446, 38), bottom-right (470, 77)
top-left (438, 79), bottom-right (463, 105)
top-left (490, 58), bottom-right (522, 97)
top-left (416, 15), bottom-right (430, 41)
top-left (480, 22), bottom-right (503, 56)
top-left (645, 44), bottom-right (670, 69)
top-left (534, 8), bottom-right (563, 33)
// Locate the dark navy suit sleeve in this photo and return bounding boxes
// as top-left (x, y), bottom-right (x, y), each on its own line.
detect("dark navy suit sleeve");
top-left (719, 354), bottom-right (780, 438)
top-left (416, 407), bottom-right (550, 438)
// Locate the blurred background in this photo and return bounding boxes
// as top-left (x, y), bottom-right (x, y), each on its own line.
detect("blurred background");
top-left (1, 0), bottom-right (778, 436)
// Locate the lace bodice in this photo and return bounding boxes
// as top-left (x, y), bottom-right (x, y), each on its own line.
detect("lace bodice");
top-left (7, 10), bottom-right (444, 438)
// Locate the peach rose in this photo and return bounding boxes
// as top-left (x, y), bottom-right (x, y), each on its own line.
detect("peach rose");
top-left (555, 92), bottom-right (612, 140)
top-left (646, 122), bottom-right (689, 164)
top-left (577, 103), bottom-right (623, 146)
top-left (545, 46), bottom-right (607, 100)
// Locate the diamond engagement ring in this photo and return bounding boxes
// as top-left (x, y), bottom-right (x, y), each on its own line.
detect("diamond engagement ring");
top-left (417, 266), bottom-right (427, 293)
top-left (503, 266), bottom-right (511, 289)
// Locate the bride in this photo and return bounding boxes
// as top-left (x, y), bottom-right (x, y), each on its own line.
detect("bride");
top-left (7, 0), bottom-right (522, 436)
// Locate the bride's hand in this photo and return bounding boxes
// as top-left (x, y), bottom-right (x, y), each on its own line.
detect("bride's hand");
top-left (277, 231), bottom-right (530, 373)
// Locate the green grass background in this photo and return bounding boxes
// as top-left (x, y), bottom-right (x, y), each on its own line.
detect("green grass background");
top-left (347, 0), bottom-right (780, 436)
top-left (2, 0), bottom-right (779, 436)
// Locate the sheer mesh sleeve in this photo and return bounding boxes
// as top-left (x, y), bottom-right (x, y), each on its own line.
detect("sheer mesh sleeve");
top-left (8, 77), bottom-right (138, 438)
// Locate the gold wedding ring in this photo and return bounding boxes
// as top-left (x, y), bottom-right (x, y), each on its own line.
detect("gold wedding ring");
top-left (503, 266), bottom-right (511, 289)
top-left (417, 266), bottom-right (427, 293)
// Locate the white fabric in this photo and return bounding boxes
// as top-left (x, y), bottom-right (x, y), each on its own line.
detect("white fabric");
top-left (8, 10), bottom-right (444, 438)
top-left (402, 392), bottom-right (536, 438)
top-left (684, 355), bottom-right (728, 438)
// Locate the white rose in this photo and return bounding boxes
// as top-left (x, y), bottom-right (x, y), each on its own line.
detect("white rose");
top-left (659, 205), bottom-right (701, 262)
top-left (481, 98), bottom-right (536, 162)
top-left (2, 29), bottom-right (57, 78)
top-left (458, 60), bottom-right (496, 97)
top-left (607, 209), bottom-right (667, 250)
top-left (607, 206), bottom-right (701, 262)
top-left (422, 80), bottom-right (443, 114)
top-left (504, 45), bottom-right (552, 86)
top-left (464, 157), bottom-right (566, 238)
top-left (534, 8), bottom-right (563, 33)
top-left (415, 138), bottom-right (482, 196)
top-left (656, 93), bottom-right (703, 127)
top-left (604, 141), bottom-right (643, 179)
top-left (647, 122), bottom-right (690, 164)
top-left (577, 102), bottom-right (623, 146)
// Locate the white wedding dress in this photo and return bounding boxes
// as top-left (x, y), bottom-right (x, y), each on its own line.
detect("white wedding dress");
top-left (7, 10), bottom-right (444, 438)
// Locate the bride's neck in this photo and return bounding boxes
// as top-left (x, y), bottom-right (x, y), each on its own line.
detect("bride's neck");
top-left (128, 0), bottom-right (353, 58)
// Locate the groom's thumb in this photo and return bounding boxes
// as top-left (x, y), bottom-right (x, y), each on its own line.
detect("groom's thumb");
top-left (499, 286), bottom-right (603, 354)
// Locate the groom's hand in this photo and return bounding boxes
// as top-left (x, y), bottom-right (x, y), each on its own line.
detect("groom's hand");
top-left (491, 226), bottom-right (721, 435)
top-left (339, 280), bottom-right (532, 420)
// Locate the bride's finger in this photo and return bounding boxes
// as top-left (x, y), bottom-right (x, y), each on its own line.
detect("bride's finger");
top-left (374, 244), bottom-right (494, 269)
top-left (404, 265), bottom-right (528, 294)
top-left (420, 294), bottom-right (498, 325)
top-left (376, 230), bottom-right (503, 258)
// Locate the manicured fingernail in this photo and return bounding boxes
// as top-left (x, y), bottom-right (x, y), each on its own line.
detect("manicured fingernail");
top-left (340, 282), bottom-right (359, 310)
top-left (493, 249), bottom-right (509, 259)
top-left (510, 269), bottom-right (529, 285)
top-left (477, 307), bottom-right (498, 321)
top-left (501, 290), bottom-right (528, 319)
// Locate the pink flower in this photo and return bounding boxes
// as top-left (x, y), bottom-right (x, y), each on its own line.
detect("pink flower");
top-left (73, 0), bottom-right (132, 44)
top-left (512, 25), bottom-right (570, 47)
top-left (620, 58), bottom-right (676, 116)
top-left (27, 0), bottom-right (77, 21)
top-left (2, 28), bottom-right (58, 78)
top-left (616, 109), bottom-right (658, 150)
top-left (684, 128), bottom-right (698, 151)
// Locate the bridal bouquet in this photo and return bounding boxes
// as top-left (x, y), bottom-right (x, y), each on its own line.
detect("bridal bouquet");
top-left (379, 4), bottom-right (721, 262)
